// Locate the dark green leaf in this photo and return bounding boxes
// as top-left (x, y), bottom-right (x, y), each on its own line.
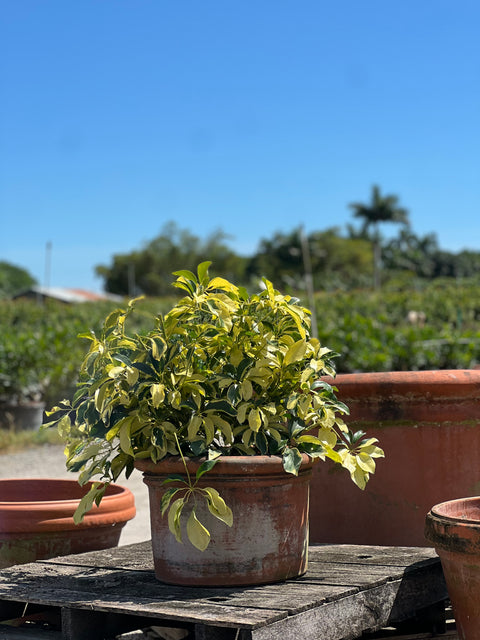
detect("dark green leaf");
top-left (288, 419), bottom-right (305, 438)
top-left (189, 440), bottom-right (207, 456)
top-left (237, 358), bottom-right (253, 379)
top-left (255, 430), bottom-right (268, 454)
top-left (162, 474), bottom-right (186, 485)
top-left (205, 400), bottom-right (237, 416)
top-left (161, 487), bottom-right (182, 515)
top-left (132, 362), bottom-right (156, 376)
top-left (196, 458), bottom-right (219, 480)
top-left (226, 383), bottom-right (239, 405)
top-left (113, 353), bottom-right (133, 367)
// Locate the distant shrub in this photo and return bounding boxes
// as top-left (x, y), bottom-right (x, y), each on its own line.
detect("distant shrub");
top-left (1, 280), bottom-right (479, 409)
top-left (315, 279), bottom-right (480, 372)
top-left (0, 297), bottom-right (173, 406)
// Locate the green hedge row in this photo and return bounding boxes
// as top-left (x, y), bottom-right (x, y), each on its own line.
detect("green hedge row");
top-left (1, 278), bottom-right (479, 407)
top-left (0, 297), bottom-right (172, 407)
top-left (315, 278), bottom-right (480, 372)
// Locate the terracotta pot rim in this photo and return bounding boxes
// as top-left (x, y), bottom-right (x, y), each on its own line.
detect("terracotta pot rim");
top-left (430, 496), bottom-right (480, 525)
top-left (425, 497), bottom-right (480, 554)
top-left (0, 478), bottom-right (127, 506)
top-left (0, 479), bottom-right (136, 532)
top-left (324, 369), bottom-right (480, 400)
top-left (135, 453), bottom-right (313, 476)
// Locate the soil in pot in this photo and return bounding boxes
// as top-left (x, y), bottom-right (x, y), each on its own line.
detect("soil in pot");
top-left (136, 454), bottom-right (313, 587)
top-left (0, 478), bottom-right (136, 568)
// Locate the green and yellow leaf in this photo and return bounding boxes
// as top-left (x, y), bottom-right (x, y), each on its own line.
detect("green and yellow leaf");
top-left (186, 507), bottom-right (211, 551)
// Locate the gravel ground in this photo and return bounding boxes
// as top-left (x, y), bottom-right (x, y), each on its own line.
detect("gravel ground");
top-left (0, 443), bottom-right (151, 546)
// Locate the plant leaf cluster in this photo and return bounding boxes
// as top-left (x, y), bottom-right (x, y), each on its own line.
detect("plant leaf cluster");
top-left (43, 262), bottom-right (383, 548)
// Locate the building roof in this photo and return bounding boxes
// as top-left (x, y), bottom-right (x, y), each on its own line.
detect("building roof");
top-left (13, 286), bottom-right (123, 303)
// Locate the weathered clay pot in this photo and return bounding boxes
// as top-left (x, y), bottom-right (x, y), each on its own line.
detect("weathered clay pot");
top-left (136, 455), bottom-right (313, 586)
top-left (309, 369), bottom-right (480, 546)
top-left (425, 497), bottom-right (480, 640)
top-left (0, 478), bottom-right (136, 568)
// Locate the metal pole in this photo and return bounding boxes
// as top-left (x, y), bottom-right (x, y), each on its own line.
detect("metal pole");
top-left (300, 227), bottom-right (318, 339)
top-left (44, 241), bottom-right (52, 290)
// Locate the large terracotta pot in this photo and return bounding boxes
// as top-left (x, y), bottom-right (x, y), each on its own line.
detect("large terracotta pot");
top-left (136, 454), bottom-right (313, 586)
top-left (0, 478), bottom-right (136, 568)
top-left (309, 369), bottom-right (480, 546)
top-left (425, 497), bottom-right (480, 639)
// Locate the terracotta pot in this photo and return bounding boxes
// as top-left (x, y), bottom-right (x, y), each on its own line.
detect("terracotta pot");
top-left (425, 497), bottom-right (480, 639)
top-left (309, 369), bottom-right (480, 546)
top-left (0, 479), bottom-right (136, 568)
top-left (136, 455), bottom-right (313, 586)
top-left (0, 402), bottom-right (45, 430)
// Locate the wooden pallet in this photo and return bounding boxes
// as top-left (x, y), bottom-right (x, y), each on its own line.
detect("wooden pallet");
top-left (0, 542), bottom-right (449, 640)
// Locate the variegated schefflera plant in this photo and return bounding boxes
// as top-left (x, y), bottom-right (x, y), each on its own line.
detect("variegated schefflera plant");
top-left (44, 262), bottom-right (384, 550)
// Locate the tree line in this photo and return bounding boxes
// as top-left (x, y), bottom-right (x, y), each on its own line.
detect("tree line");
top-left (2, 186), bottom-right (479, 299)
top-left (95, 185), bottom-right (480, 296)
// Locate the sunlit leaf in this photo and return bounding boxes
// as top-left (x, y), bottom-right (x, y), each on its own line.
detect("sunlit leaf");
top-left (203, 487), bottom-right (233, 526)
top-left (94, 384), bottom-right (108, 413)
top-left (356, 452), bottom-right (376, 473)
top-left (284, 339), bottom-right (308, 367)
top-left (172, 269), bottom-right (197, 282)
top-left (119, 421), bottom-right (134, 456)
top-left (240, 379), bottom-right (253, 400)
top-left (237, 403), bottom-right (249, 424)
top-left (207, 277), bottom-right (238, 294)
top-left (351, 467), bottom-right (368, 490)
top-left (317, 427), bottom-right (337, 448)
top-left (282, 447), bottom-right (303, 475)
top-left (187, 415), bottom-right (202, 440)
top-left (186, 507), bottom-right (211, 551)
top-left (151, 383), bottom-right (165, 408)
top-left (167, 498), bottom-right (185, 543)
top-left (197, 260), bottom-right (212, 284)
top-left (248, 407), bottom-right (262, 432)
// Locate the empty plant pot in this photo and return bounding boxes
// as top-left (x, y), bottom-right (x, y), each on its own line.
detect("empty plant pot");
top-left (425, 497), bottom-right (480, 640)
top-left (310, 369), bottom-right (480, 546)
top-left (0, 478), bottom-right (136, 568)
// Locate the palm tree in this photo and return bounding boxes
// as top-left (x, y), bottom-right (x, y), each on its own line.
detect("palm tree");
top-left (349, 185), bottom-right (409, 289)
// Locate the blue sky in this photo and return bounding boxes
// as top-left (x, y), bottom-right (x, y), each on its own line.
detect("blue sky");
top-left (1, 1), bottom-right (479, 292)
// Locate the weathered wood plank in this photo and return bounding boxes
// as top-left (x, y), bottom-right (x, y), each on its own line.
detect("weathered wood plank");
top-left (249, 573), bottom-right (445, 640)
top-left (0, 543), bottom-right (447, 638)
top-left (43, 542), bottom-right (439, 573)
top-left (200, 582), bottom-right (356, 614)
top-left (0, 569), bottom-right (286, 630)
top-left (0, 563), bottom-right (352, 623)
top-left (0, 561), bottom-right (446, 633)
top-left (296, 563), bottom-right (405, 587)
top-left (308, 544), bottom-right (439, 568)
top-left (43, 541), bottom-right (154, 572)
